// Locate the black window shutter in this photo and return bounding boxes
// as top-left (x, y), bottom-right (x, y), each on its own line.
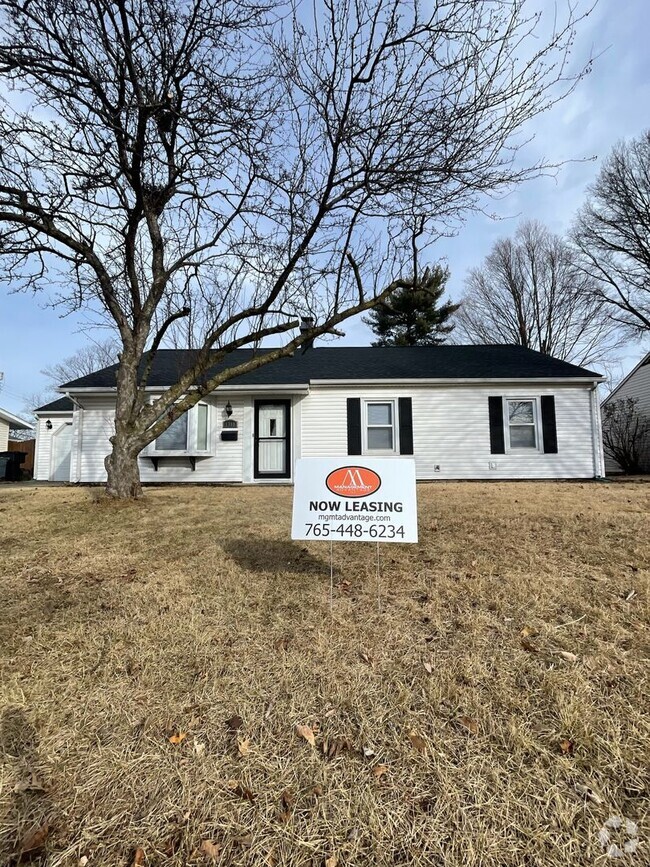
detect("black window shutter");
top-left (488, 396), bottom-right (505, 454)
top-left (398, 397), bottom-right (413, 455)
top-left (347, 398), bottom-right (362, 455)
top-left (541, 395), bottom-right (558, 453)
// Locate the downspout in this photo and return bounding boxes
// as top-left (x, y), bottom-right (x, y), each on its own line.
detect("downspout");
top-left (66, 392), bottom-right (84, 483)
top-left (590, 382), bottom-right (605, 479)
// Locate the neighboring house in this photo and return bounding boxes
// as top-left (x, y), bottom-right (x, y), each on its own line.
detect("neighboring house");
top-left (33, 345), bottom-right (606, 484)
top-left (601, 350), bottom-right (650, 474)
top-left (0, 406), bottom-right (33, 451)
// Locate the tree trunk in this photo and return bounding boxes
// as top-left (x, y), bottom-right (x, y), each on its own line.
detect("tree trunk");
top-left (104, 344), bottom-right (145, 499)
top-left (105, 435), bottom-right (142, 499)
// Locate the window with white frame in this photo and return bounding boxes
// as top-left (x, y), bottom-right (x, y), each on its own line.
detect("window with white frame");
top-left (505, 399), bottom-right (539, 451)
top-left (153, 402), bottom-right (210, 452)
top-left (364, 400), bottom-right (396, 453)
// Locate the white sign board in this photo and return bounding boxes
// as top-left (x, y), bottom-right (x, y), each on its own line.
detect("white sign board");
top-left (291, 458), bottom-right (418, 543)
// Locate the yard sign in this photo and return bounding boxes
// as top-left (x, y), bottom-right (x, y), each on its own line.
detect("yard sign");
top-left (291, 458), bottom-right (418, 543)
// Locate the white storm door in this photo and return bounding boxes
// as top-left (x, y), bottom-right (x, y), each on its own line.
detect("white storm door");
top-left (254, 401), bottom-right (290, 478)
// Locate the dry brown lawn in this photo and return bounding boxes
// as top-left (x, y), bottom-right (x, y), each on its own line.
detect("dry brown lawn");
top-left (0, 481), bottom-right (648, 867)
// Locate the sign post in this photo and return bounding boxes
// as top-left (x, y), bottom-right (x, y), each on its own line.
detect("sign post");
top-left (291, 458), bottom-right (418, 612)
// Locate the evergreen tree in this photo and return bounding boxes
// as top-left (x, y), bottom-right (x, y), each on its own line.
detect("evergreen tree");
top-left (364, 266), bottom-right (459, 346)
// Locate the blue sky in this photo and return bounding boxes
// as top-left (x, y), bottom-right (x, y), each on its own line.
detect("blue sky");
top-left (1, 0), bottom-right (649, 418)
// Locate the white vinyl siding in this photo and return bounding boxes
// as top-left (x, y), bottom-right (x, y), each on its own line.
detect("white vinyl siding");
top-left (33, 414), bottom-right (74, 480)
top-left (302, 384), bottom-right (597, 479)
top-left (39, 381), bottom-right (601, 483)
top-left (0, 419), bottom-right (8, 452)
top-left (68, 396), bottom-right (243, 483)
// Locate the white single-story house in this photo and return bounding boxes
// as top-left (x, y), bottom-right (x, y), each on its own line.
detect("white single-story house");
top-left (33, 345), bottom-right (606, 483)
top-left (601, 350), bottom-right (650, 474)
top-left (0, 406), bottom-right (33, 451)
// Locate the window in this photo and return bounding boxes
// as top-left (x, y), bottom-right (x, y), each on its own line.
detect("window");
top-left (365, 401), bottom-right (396, 453)
top-left (197, 403), bottom-right (208, 450)
top-left (505, 399), bottom-right (539, 451)
top-left (155, 413), bottom-right (188, 450)
top-left (153, 403), bottom-right (210, 452)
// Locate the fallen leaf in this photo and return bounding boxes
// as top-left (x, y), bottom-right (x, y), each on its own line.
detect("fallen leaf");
top-left (78, 857), bottom-right (89, 867)
top-left (238, 739), bottom-right (251, 757)
top-left (295, 723), bottom-right (316, 747)
top-left (408, 732), bottom-right (427, 754)
top-left (225, 714), bottom-right (243, 732)
top-left (423, 661), bottom-right (433, 674)
top-left (362, 745), bottom-right (375, 758)
top-left (520, 637), bottom-right (539, 653)
top-left (560, 738), bottom-right (574, 755)
top-left (194, 740), bottom-right (206, 757)
top-left (359, 650), bottom-right (374, 666)
top-left (311, 784), bottom-right (324, 797)
top-left (19, 821), bottom-right (49, 855)
top-left (279, 788), bottom-right (296, 822)
top-left (520, 625), bottom-right (537, 638)
top-left (457, 716), bottom-right (478, 735)
top-left (624, 589), bottom-right (636, 601)
top-left (168, 731), bottom-right (187, 745)
top-left (325, 856), bottom-right (338, 867)
top-left (372, 764), bottom-right (388, 779)
top-left (227, 779), bottom-right (256, 803)
top-left (131, 848), bottom-right (145, 867)
top-left (199, 840), bottom-right (221, 861)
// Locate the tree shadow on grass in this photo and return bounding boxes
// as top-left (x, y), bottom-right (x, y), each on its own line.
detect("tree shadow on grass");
top-left (221, 538), bottom-right (328, 574)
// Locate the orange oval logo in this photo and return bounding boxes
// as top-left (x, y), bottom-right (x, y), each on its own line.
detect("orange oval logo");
top-left (326, 466), bottom-right (381, 498)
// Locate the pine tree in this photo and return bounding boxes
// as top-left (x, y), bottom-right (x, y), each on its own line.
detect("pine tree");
top-left (364, 266), bottom-right (459, 346)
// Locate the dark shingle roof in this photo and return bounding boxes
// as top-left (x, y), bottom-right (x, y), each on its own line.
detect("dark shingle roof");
top-left (34, 397), bottom-right (75, 413)
top-left (59, 345), bottom-right (602, 390)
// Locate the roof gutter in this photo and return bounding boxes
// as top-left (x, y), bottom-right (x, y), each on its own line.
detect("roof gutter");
top-left (309, 376), bottom-right (606, 386)
top-left (590, 382), bottom-right (606, 478)
top-left (59, 384), bottom-right (312, 395)
top-left (59, 376), bottom-right (604, 395)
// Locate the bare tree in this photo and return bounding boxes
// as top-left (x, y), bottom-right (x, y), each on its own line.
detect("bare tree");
top-left (573, 131), bottom-right (650, 335)
top-left (41, 339), bottom-right (120, 388)
top-left (0, 0), bottom-right (593, 498)
top-left (602, 398), bottom-right (650, 474)
top-left (454, 221), bottom-right (623, 366)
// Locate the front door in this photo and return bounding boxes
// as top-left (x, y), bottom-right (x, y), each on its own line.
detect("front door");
top-left (51, 423), bottom-right (73, 481)
top-left (254, 400), bottom-right (291, 479)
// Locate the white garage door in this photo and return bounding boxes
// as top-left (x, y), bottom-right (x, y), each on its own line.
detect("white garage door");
top-left (51, 423), bottom-right (72, 482)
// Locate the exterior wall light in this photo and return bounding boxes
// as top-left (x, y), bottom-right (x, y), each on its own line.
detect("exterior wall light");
top-left (46, 420), bottom-right (53, 430)
top-left (225, 401), bottom-right (233, 417)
